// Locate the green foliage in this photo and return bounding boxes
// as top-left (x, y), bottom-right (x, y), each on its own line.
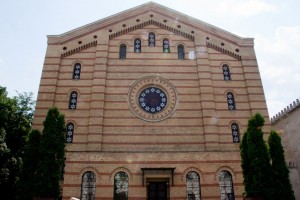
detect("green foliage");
top-left (268, 130), bottom-right (295, 200)
top-left (0, 128), bottom-right (10, 184)
top-left (240, 113), bottom-right (274, 199)
top-left (33, 107), bottom-right (66, 199)
top-left (240, 131), bottom-right (250, 194)
top-left (0, 86), bottom-right (35, 200)
top-left (17, 129), bottom-right (42, 200)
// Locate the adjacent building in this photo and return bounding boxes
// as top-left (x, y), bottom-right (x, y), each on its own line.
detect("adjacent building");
top-left (33, 2), bottom-right (270, 200)
top-left (271, 99), bottom-right (300, 200)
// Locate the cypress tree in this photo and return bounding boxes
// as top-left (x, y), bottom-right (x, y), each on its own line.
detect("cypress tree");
top-left (240, 113), bottom-right (274, 199)
top-left (17, 129), bottom-right (41, 200)
top-left (240, 131), bottom-right (250, 195)
top-left (33, 107), bottom-right (66, 199)
top-left (268, 130), bottom-right (295, 200)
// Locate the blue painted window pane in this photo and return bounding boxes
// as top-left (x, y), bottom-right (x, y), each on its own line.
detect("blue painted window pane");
top-left (231, 123), bottom-right (240, 143)
top-left (120, 44), bottom-right (127, 59)
top-left (69, 91), bottom-right (78, 109)
top-left (227, 92), bottom-right (235, 110)
top-left (73, 63), bottom-right (81, 79)
top-left (134, 38), bottom-right (141, 53)
top-left (66, 122), bottom-right (74, 143)
top-left (149, 33), bottom-right (155, 47)
top-left (222, 64), bottom-right (231, 80)
top-left (178, 44), bottom-right (184, 59)
top-left (163, 38), bottom-right (170, 53)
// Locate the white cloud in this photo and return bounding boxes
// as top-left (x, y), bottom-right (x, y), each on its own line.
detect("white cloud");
top-left (179, 0), bottom-right (277, 17)
top-left (255, 26), bottom-right (300, 117)
top-left (216, 0), bottom-right (277, 17)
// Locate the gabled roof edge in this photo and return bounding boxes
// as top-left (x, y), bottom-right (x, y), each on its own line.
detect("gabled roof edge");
top-left (47, 1), bottom-right (253, 46)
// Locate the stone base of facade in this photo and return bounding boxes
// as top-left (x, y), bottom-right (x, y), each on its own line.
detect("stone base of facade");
top-left (62, 151), bottom-right (244, 200)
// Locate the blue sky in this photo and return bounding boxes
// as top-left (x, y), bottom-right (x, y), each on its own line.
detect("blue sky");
top-left (0, 0), bottom-right (299, 118)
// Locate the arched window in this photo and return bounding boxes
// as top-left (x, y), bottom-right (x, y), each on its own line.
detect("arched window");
top-left (186, 171), bottom-right (201, 200)
top-left (119, 44), bottom-right (127, 59)
top-left (227, 92), bottom-right (235, 110)
top-left (66, 122), bottom-right (74, 143)
top-left (114, 172), bottom-right (128, 200)
top-left (178, 44), bottom-right (185, 59)
top-left (69, 91), bottom-right (78, 109)
top-left (73, 63), bottom-right (81, 80)
top-left (231, 123), bottom-right (240, 143)
top-left (219, 170), bottom-right (235, 200)
top-left (163, 38), bottom-right (170, 53)
top-left (222, 64), bottom-right (231, 80)
top-left (148, 32), bottom-right (155, 47)
top-left (81, 171), bottom-right (96, 200)
top-left (134, 38), bottom-right (141, 53)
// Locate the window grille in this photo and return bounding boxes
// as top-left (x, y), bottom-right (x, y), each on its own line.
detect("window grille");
top-left (114, 172), bottom-right (128, 200)
top-left (81, 171), bottom-right (96, 200)
top-left (186, 171), bottom-right (201, 200)
top-left (219, 171), bottom-right (235, 200)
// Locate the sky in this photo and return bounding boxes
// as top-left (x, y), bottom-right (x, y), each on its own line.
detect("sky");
top-left (0, 0), bottom-right (299, 118)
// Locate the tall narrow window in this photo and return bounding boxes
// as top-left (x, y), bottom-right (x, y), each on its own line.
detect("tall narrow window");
top-left (114, 172), bottom-right (128, 200)
top-left (186, 171), bottom-right (201, 200)
top-left (222, 64), bottom-right (231, 80)
top-left (134, 38), bottom-right (141, 53)
top-left (73, 63), bottom-right (81, 79)
top-left (178, 44), bottom-right (185, 59)
top-left (219, 171), bottom-right (235, 200)
top-left (119, 44), bottom-right (127, 59)
top-left (163, 38), bottom-right (170, 53)
top-left (66, 122), bottom-right (74, 143)
top-left (227, 92), bottom-right (235, 110)
top-left (148, 32), bottom-right (155, 47)
top-left (231, 123), bottom-right (240, 143)
top-left (69, 91), bottom-right (78, 109)
top-left (81, 171), bottom-right (96, 200)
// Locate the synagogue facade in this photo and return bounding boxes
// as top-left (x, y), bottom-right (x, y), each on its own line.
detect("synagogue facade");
top-left (33, 2), bottom-right (270, 200)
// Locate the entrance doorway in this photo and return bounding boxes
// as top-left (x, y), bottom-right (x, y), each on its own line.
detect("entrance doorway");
top-left (147, 182), bottom-right (168, 200)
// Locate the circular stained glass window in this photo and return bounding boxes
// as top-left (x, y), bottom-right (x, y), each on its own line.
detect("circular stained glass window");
top-left (128, 76), bottom-right (178, 122)
top-left (138, 87), bottom-right (167, 114)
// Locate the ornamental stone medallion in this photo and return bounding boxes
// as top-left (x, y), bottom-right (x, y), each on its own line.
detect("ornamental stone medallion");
top-left (128, 76), bottom-right (178, 122)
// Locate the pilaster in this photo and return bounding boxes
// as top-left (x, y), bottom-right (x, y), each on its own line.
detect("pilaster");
top-left (195, 35), bottom-right (220, 151)
top-left (87, 32), bottom-right (109, 151)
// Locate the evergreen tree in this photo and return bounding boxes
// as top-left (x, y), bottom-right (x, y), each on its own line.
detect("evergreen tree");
top-left (240, 131), bottom-right (250, 195)
top-left (17, 129), bottom-right (42, 200)
top-left (240, 113), bottom-right (274, 199)
top-left (34, 107), bottom-right (66, 199)
top-left (0, 86), bottom-right (35, 199)
top-left (268, 130), bottom-right (295, 200)
top-left (0, 128), bottom-right (10, 185)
